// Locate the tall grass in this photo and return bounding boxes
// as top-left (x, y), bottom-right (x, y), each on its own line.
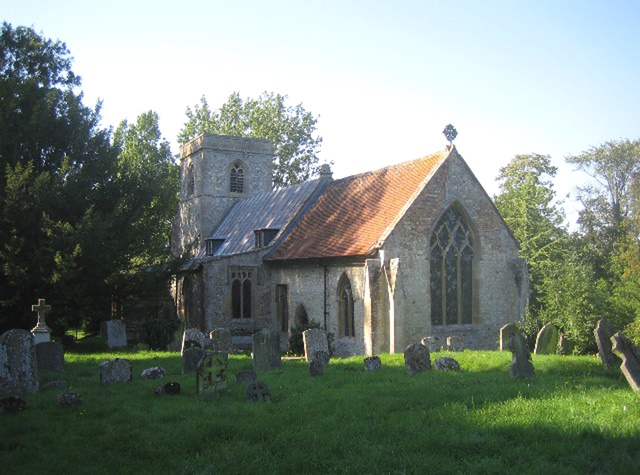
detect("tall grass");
top-left (1, 348), bottom-right (639, 474)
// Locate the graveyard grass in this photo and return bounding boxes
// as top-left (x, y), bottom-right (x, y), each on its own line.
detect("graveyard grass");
top-left (2, 347), bottom-right (640, 474)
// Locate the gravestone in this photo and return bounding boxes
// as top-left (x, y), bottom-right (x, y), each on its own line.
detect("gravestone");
top-left (446, 336), bottom-right (464, 352)
top-left (556, 335), bottom-right (574, 355)
top-left (507, 331), bottom-right (535, 379)
top-left (0, 329), bottom-right (39, 395)
top-left (420, 336), bottom-right (442, 352)
top-left (434, 357), bottom-right (461, 371)
top-left (246, 380), bottom-right (271, 403)
top-left (197, 352), bottom-right (228, 398)
top-left (57, 392), bottom-right (83, 407)
top-left (594, 319), bottom-right (621, 367)
top-left (404, 343), bottom-right (431, 375)
top-left (364, 356), bottom-right (382, 372)
top-left (166, 341), bottom-right (181, 352)
top-left (252, 329), bottom-right (281, 372)
top-left (35, 342), bottom-right (64, 373)
top-left (0, 396), bottom-right (27, 413)
top-left (610, 332), bottom-right (640, 391)
top-left (140, 367), bottom-right (166, 380)
top-left (303, 328), bottom-right (329, 362)
top-left (210, 328), bottom-right (233, 354)
top-left (181, 328), bottom-right (205, 355)
top-left (31, 298), bottom-right (52, 344)
top-left (235, 370), bottom-right (257, 386)
top-left (154, 381), bottom-right (181, 396)
top-left (309, 360), bottom-right (324, 377)
top-left (182, 347), bottom-right (207, 375)
top-left (314, 351), bottom-right (330, 366)
top-left (499, 323), bottom-right (518, 351)
top-left (534, 323), bottom-right (559, 355)
top-left (99, 358), bottom-right (132, 385)
top-left (103, 320), bottom-right (128, 349)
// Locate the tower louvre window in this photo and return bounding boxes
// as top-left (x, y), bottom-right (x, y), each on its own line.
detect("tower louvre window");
top-left (230, 162), bottom-right (245, 193)
top-left (187, 163), bottom-right (195, 196)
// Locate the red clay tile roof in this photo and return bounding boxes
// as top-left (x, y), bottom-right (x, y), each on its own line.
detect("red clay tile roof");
top-left (267, 149), bottom-right (452, 261)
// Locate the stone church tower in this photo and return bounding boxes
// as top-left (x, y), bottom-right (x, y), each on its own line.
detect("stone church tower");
top-left (172, 135), bottom-right (274, 256)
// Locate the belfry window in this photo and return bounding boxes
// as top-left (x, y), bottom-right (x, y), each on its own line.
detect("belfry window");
top-left (231, 269), bottom-right (252, 319)
top-left (187, 163), bottom-right (195, 196)
top-left (230, 162), bottom-right (245, 193)
top-left (430, 207), bottom-right (474, 326)
top-left (338, 273), bottom-right (355, 337)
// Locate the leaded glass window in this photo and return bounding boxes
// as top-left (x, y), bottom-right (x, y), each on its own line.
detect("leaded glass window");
top-left (338, 274), bottom-right (355, 337)
top-left (230, 162), bottom-right (245, 193)
top-left (231, 269), bottom-right (252, 318)
top-left (430, 207), bottom-right (473, 325)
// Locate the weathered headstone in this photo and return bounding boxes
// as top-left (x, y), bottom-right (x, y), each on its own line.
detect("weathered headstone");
top-left (434, 357), bottom-right (461, 371)
top-left (0, 329), bottom-right (39, 395)
top-left (103, 320), bottom-right (128, 349)
top-left (57, 392), bottom-right (83, 407)
top-left (246, 380), bottom-right (271, 403)
top-left (556, 335), bottom-right (574, 355)
top-left (534, 323), bottom-right (559, 355)
top-left (41, 380), bottom-right (67, 391)
top-left (252, 329), bottom-right (281, 372)
top-left (404, 343), bottom-right (431, 375)
top-left (0, 396), bottom-right (27, 413)
top-left (446, 336), bottom-right (464, 352)
top-left (507, 331), bottom-right (535, 379)
top-left (303, 328), bottom-right (329, 362)
top-left (35, 342), bottom-right (64, 373)
top-left (196, 352), bottom-right (228, 398)
top-left (420, 336), bottom-right (442, 352)
top-left (140, 367), bottom-right (166, 380)
top-left (499, 323), bottom-right (518, 351)
top-left (181, 328), bottom-right (206, 355)
top-left (594, 319), bottom-right (621, 367)
top-left (235, 370), bottom-right (257, 386)
top-left (314, 351), bottom-right (330, 366)
top-left (154, 381), bottom-right (181, 396)
top-left (99, 358), bottom-right (132, 385)
top-left (309, 359), bottom-right (324, 377)
top-left (210, 328), bottom-right (233, 354)
top-left (182, 347), bottom-right (207, 375)
top-left (31, 298), bottom-right (52, 344)
top-left (610, 331), bottom-right (640, 391)
top-left (364, 356), bottom-right (382, 372)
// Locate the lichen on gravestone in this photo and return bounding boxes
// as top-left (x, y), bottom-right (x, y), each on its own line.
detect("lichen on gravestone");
top-left (404, 343), bottom-right (431, 375)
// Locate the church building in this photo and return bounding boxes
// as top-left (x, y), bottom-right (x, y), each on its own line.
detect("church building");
top-left (171, 133), bottom-right (528, 355)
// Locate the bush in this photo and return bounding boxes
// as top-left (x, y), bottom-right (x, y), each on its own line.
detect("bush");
top-left (141, 318), bottom-right (180, 350)
top-left (288, 321), bottom-right (334, 356)
top-left (623, 319), bottom-right (640, 345)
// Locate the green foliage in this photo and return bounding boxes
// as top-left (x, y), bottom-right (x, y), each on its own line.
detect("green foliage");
top-left (623, 319), bottom-right (640, 345)
top-left (179, 92), bottom-right (325, 188)
top-left (287, 321), bottom-right (334, 356)
top-left (3, 351), bottom-right (639, 473)
top-left (141, 317), bottom-right (180, 350)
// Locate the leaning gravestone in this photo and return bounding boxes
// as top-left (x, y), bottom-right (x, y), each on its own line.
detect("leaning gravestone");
top-left (0, 329), bottom-right (39, 395)
top-left (181, 328), bottom-right (206, 355)
top-left (594, 319), bottom-right (621, 368)
top-left (434, 357), bottom-right (461, 372)
top-left (197, 352), bottom-right (228, 398)
top-left (610, 331), bottom-right (640, 391)
top-left (210, 328), bottom-right (233, 354)
top-left (446, 336), bottom-right (464, 352)
top-left (182, 347), bottom-right (207, 375)
top-left (252, 329), bottom-right (281, 372)
top-left (499, 323), bottom-right (518, 351)
top-left (103, 320), bottom-right (127, 349)
top-left (35, 342), bottom-right (64, 373)
top-left (404, 343), bottom-right (431, 375)
top-left (364, 356), bottom-right (382, 372)
top-left (534, 323), bottom-right (559, 355)
top-left (420, 336), bottom-right (442, 352)
top-left (99, 358), bottom-right (132, 385)
top-left (303, 328), bottom-right (329, 363)
top-left (246, 380), bottom-right (271, 403)
top-left (508, 331), bottom-right (535, 379)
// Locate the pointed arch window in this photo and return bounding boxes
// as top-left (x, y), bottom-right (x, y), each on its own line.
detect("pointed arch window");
top-left (187, 163), bottom-right (195, 196)
top-left (231, 269), bottom-right (253, 318)
top-left (338, 274), bottom-right (355, 337)
top-left (430, 207), bottom-right (474, 326)
top-left (230, 162), bottom-right (245, 193)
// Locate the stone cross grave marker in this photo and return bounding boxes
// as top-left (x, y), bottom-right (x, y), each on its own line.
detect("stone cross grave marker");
top-left (404, 343), bottom-right (431, 375)
top-left (303, 328), bottom-right (329, 363)
top-left (508, 331), bottom-right (535, 379)
top-left (246, 380), bottom-right (271, 403)
top-left (31, 298), bottom-right (52, 344)
top-left (594, 319), bottom-right (621, 368)
top-left (499, 323), bottom-right (517, 351)
top-left (197, 352), bottom-right (228, 398)
top-left (534, 322), bottom-right (559, 355)
top-left (103, 320), bottom-right (127, 349)
top-left (0, 329), bottom-right (39, 395)
top-left (252, 329), bottom-right (281, 372)
top-left (610, 332), bottom-right (640, 391)
top-left (35, 342), bottom-right (64, 373)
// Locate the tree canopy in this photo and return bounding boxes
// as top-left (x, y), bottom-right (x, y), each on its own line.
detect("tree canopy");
top-left (179, 92), bottom-right (324, 188)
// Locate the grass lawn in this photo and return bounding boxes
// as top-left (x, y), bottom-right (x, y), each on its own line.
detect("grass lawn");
top-left (1, 347), bottom-right (639, 474)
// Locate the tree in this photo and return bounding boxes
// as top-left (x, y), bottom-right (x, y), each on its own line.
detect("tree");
top-left (179, 92), bottom-right (324, 188)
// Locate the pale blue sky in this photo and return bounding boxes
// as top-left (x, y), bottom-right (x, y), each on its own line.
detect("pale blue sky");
top-left (3, 1), bottom-right (640, 225)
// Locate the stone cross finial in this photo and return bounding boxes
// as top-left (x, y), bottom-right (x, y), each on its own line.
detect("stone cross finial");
top-left (32, 299), bottom-right (51, 329)
top-left (443, 124), bottom-right (458, 146)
